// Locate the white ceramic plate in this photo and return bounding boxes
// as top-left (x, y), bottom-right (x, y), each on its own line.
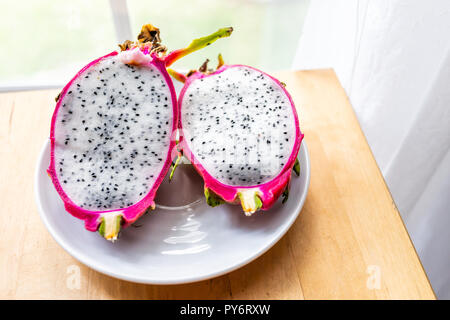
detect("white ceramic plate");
top-left (35, 140), bottom-right (310, 284)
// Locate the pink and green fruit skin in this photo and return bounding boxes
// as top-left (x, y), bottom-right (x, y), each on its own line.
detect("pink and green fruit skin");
top-left (178, 64), bottom-right (303, 215)
top-left (48, 50), bottom-right (178, 240)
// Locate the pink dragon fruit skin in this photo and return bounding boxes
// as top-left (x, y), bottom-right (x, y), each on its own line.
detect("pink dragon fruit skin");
top-left (178, 64), bottom-right (304, 215)
top-left (48, 51), bottom-right (178, 239)
top-left (47, 25), bottom-right (233, 241)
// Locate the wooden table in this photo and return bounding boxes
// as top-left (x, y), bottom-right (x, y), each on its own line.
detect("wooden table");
top-left (0, 69), bottom-right (435, 299)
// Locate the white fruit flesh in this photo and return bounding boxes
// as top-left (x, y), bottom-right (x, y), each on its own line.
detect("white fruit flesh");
top-left (54, 55), bottom-right (173, 210)
top-left (181, 66), bottom-right (296, 186)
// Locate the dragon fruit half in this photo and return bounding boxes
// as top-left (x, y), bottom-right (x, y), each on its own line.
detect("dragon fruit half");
top-left (176, 58), bottom-right (304, 215)
top-left (48, 25), bottom-right (233, 241)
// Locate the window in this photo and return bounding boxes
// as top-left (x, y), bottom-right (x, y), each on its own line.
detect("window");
top-left (0, 0), bottom-right (309, 91)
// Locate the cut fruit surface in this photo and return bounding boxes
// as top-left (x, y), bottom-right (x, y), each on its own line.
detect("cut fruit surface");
top-left (48, 51), bottom-right (177, 240)
top-left (178, 64), bottom-right (303, 214)
top-left (53, 54), bottom-right (174, 211)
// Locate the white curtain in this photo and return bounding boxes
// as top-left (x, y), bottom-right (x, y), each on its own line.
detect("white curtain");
top-left (293, 0), bottom-right (450, 299)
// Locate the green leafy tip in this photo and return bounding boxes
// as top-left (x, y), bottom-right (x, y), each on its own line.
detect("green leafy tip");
top-left (217, 53), bottom-right (225, 69)
top-left (282, 186), bottom-right (290, 204)
top-left (293, 158), bottom-right (300, 176)
top-left (254, 194), bottom-right (263, 210)
top-left (204, 188), bottom-right (225, 207)
top-left (167, 68), bottom-right (187, 83)
top-left (98, 214), bottom-right (122, 241)
top-left (169, 152), bottom-right (183, 182)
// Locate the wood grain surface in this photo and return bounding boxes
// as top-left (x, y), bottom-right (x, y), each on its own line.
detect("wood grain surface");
top-left (0, 69), bottom-right (435, 299)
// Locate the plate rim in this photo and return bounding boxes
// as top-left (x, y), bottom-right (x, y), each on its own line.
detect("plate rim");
top-left (35, 139), bottom-right (310, 285)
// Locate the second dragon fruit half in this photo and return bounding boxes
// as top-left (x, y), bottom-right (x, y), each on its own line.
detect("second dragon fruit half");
top-left (174, 57), bottom-right (304, 215)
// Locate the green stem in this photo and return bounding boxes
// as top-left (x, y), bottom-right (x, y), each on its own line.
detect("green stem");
top-left (164, 27), bottom-right (233, 67)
